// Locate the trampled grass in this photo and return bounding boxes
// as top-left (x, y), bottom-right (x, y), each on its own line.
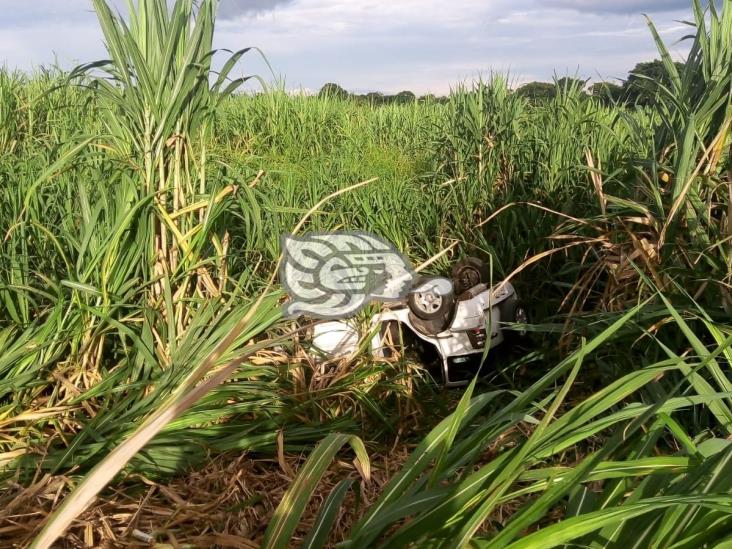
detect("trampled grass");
top-left (0, 0), bottom-right (731, 546)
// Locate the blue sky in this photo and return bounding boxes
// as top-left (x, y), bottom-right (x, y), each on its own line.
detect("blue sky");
top-left (0, 0), bottom-right (694, 94)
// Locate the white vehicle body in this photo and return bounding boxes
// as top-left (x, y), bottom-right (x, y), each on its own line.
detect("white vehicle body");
top-left (311, 281), bottom-right (520, 387)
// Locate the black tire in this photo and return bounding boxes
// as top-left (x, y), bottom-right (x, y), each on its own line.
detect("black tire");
top-left (408, 312), bottom-right (452, 336)
top-left (451, 257), bottom-right (490, 295)
top-left (408, 276), bottom-right (455, 321)
top-left (499, 299), bottom-right (530, 342)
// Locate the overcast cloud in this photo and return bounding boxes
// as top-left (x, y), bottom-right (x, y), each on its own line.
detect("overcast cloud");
top-left (217, 0), bottom-right (295, 19)
top-left (541, 0), bottom-right (692, 14)
top-left (0, 0), bottom-right (695, 94)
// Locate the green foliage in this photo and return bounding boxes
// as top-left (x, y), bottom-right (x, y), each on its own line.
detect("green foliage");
top-left (275, 300), bottom-right (732, 547)
top-left (0, 0), bottom-right (731, 546)
top-left (318, 82), bottom-right (349, 99)
top-left (591, 80), bottom-right (625, 105)
top-left (263, 433), bottom-right (369, 549)
top-left (393, 90), bottom-right (417, 103)
top-left (257, 1), bottom-right (732, 546)
top-left (315, 85), bottom-right (420, 106)
top-left (515, 80), bottom-right (556, 101)
top-left (623, 59), bottom-right (687, 106)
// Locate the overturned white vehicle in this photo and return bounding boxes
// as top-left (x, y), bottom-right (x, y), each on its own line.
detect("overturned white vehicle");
top-left (309, 258), bottom-right (528, 387)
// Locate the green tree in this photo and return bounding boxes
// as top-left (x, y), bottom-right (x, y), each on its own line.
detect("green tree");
top-left (364, 91), bottom-right (384, 105)
top-left (591, 81), bottom-right (625, 105)
top-left (393, 90), bottom-right (416, 103)
top-left (515, 81), bottom-right (556, 102)
top-left (318, 82), bottom-right (349, 100)
top-left (622, 59), bottom-right (686, 106)
top-left (556, 76), bottom-right (588, 93)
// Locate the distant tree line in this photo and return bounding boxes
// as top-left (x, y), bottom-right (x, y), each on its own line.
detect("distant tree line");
top-left (318, 83), bottom-right (448, 105)
top-left (515, 60), bottom-right (686, 107)
top-left (318, 59), bottom-right (686, 107)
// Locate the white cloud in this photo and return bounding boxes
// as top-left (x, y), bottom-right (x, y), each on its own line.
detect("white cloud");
top-left (0, 0), bottom-right (695, 94)
top-left (218, 0), bottom-right (296, 19)
top-left (0, 21), bottom-right (103, 71)
top-left (542, 0), bottom-right (690, 13)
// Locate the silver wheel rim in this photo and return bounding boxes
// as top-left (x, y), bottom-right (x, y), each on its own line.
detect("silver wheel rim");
top-left (415, 291), bottom-right (442, 315)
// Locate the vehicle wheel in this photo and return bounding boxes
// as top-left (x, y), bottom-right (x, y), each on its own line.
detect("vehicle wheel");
top-left (408, 277), bottom-right (455, 321)
top-left (500, 299), bottom-right (530, 342)
top-left (451, 257), bottom-right (490, 295)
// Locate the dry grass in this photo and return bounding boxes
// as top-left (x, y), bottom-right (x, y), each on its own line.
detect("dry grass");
top-left (1, 415), bottom-right (549, 548)
top-left (0, 445), bottom-right (414, 548)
